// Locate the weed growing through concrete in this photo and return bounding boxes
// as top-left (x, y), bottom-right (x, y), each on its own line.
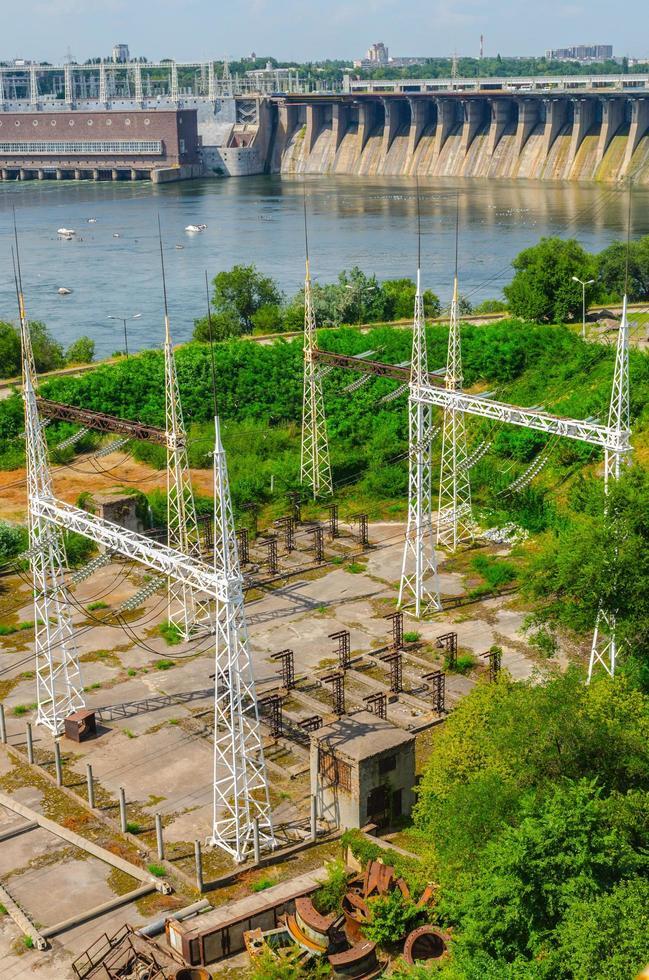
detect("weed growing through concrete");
top-left (155, 659), bottom-right (175, 671)
top-left (147, 863), bottom-right (166, 878)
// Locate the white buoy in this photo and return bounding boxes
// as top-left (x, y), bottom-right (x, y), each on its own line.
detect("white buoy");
top-left (57, 287), bottom-right (72, 295)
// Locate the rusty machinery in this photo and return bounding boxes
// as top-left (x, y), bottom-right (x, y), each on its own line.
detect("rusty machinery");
top-left (328, 504), bottom-right (339, 540)
top-left (363, 691), bottom-right (387, 720)
top-left (385, 610), bottom-right (404, 651)
top-left (353, 513), bottom-right (369, 548)
top-left (308, 525), bottom-right (325, 563)
top-left (424, 670), bottom-right (446, 714)
top-left (436, 631), bottom-right (457, 670)
top-left (259, 693), bottom-right (283, 738)
top-left (481, 647), bottom-right (502, 682)
top-left (299, 714), bottom-right (323, 734)
top-left (322, 670), bottom-right (346, 716)
top-left (275, 515), bottom-right (296, 553)
top-left (236, 526), bottom-right (250, 565)
top-left (287, 490), bottom-right (302, 524)
top-left (262, 535), bottom-right (279, 575)
top-left (329, 629), bottom-right (351, 670)
top-left (272, 649), bottom-right (295, 691)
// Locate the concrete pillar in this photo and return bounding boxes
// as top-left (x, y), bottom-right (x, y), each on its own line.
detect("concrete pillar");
top-left (433, 98), bottom-right (457, 156)
top-left (310, 794), bottom-right (317, 842)
top-left (86, 764), bottom-right (95, 808)
top-left (596, 98), bottom-right (625, 163)
top-left (252, 817), bottom-right (261, 865)
top-left (567, 98), bottom-right (596, 168)
top-left (54, 740), bottom-right (62, 786)
top-left (514, 99), bottom-right (539, 155)
top-left (622, 97), bottom-right (649, 174)
top-left (26, 723), bottom-right (34, 764)
top-left (74, 169), bottom-right (81, 180)
top-left (64, 64), bottom-right (73, 106)
top-left (30, 65), bottom-right (38, 107)
top-left (93, 169), bottom-right (99, 181)
top-left (119, 786), bottom-right (127, 833)
top-left (56, 169), bottom-right (63, 180)
top-left (37, 169), bottom-right (44, 180)
top-left (194, 840), bottom-right (203, 892)
top-left (130, 168), bottom-right (138, 180)
top-left (111, 169), bottom-right (119, 181)
top-left (460, 100), bottom-right (486, 154)
top-left (1, 169), bottom-right (8, 181)
top-left (332, 103), bottom-right (349, 152)
top-left (134, 64), bottom-right (143, 103)
top-left (487, 99), bottom-right (513, 156)
top-left (407, 99), bottom-right (429, 157)
top-left (19, 169), bottom-right (27, 180)
top-left (275, 103), bottom-right (299, 159)
top-left (99, 63), bottom-right (107, 104)
top-left (304, 103), bottom-right (323, 155)
top-left (155, 813), bottom-right (164, 861)
top-left (381, 98), bottom-right (402, 156)
top-left (357, 100), bottom-right (379, 154)
top-left (541, 98), bottom-right (568, 158)
top-left (0, 704), bottom-right (5, 744)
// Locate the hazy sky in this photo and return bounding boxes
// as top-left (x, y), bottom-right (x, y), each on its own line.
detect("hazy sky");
top-left (3, 0), bottom-right (646, 64)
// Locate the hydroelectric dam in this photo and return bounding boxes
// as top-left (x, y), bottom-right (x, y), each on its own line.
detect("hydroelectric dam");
top-left (2, 63), bottom-right (649, 183)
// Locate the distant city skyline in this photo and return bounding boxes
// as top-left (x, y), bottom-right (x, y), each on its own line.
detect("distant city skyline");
top-left (2, 0), bottom-right (647, 64)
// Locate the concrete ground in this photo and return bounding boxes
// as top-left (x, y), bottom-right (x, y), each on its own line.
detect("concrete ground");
top-left (0, 519), bottom-right (547, 978)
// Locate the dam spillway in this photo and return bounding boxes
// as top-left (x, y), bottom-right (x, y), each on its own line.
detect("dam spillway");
top-left (273, 93), bottom-right (649, 183)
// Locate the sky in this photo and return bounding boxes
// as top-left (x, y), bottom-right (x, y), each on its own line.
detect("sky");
top-left (2, 0), bottom-right (646, 64)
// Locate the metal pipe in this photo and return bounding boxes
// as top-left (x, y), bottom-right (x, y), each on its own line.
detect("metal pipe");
top-left (54, 740), bottom-right (62, 786)
top-left (25, 722), bottom-right (34, 764)
top-left (41, 883), bottom-right (155, 939)
top-left (311, 794), bottom-right (317, 842)
top-left (155, 812), bottom-right (164, 861)
top-left (253, 817), bottom-right (260, 865)
top-left (194, 839), bottom-right (203, 893)
top-left (86, 763), bottom-right (95, 809)
top-left (136, 899), bottom-right (211, 938)
top-left (0, 703), bottom-right (6, 744)
top-left (119, 786), bottom-right (127, 833)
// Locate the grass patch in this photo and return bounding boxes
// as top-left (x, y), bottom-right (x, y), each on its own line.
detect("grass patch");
top-left (155, 659), bottom-right (175, 671)
top-left (403, 631), bottom-right (421, 643)
top-left (0, 903), bottom-right (6, 915)
top-left (87, 601), bottom-right (109, 611)
top-left (159, 621), bottom-right (183, 646)
top-left (251, 877), bottom-right (274, 892)
top-left (147, 863), bottom-right (166, 878)
top-left (0, 624), bottom-right (17, 636)
top-left (127, 668), bottom-right (137, 677)
top-left (23, 936), bottom-right (34, 949)
top-left (453, 653), bottom-right (477, 675)
top-left (125, 821), bottom-right (141, 834)
top-left (471, 555), bottom-right (517, 590)
top-left (83, 682), bottom-right (101, 691)
top-left (123, 728), bottom-right (136, 739)
top-left (346, 562), bottom-right (367, 574)
top-left (12, 704), bottom-right (30, 717)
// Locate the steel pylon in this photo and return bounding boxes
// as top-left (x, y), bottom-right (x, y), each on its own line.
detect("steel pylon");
top-left (300, 259), bottom-right (332, 499)
top-left (164, 316), bottom-right (210, 639)
top-left (18, 282), bottom-right (85, 735)
top-left (208, 416), bottom-right (275, 862)
top-left (588, 295), bottom-right (631, 682)
top-left (437, 276), bottom-right (473, 550)
top-left (399, 270), bottom-right (441, 617)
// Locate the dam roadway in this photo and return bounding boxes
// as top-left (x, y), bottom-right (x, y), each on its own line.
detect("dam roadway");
top-left (273, 87), bottom-right (649, 182)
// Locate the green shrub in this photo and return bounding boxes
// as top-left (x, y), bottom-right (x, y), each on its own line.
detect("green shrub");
top-left (403, 631), bottom-right (420, 643)
top-left (251, 877), bottom-right (274, 892)
top-left (159, 622), bottom-right (182, 647)
top-left (155, 658), bottom-right (175, 671)
top-left (147, 863), bottom-right (166, 878)
top-left (363, 889), bottom-right (424, 944)
top-left (125, 821), bottom-right (141, 834)
top-left (313, 860), bottom-right (349, 915)
top-left (453, 654), bottom-right (477, 675)
top-left (471, 555), bottom-right (517, 590)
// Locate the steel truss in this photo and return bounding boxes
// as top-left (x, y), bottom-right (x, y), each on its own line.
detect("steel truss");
top-left (437, 277), bottom-right (473, 550)
top-left (398, 270), bottom-right (441, 617)
top-left (300, 259), bottom-right (332, 498)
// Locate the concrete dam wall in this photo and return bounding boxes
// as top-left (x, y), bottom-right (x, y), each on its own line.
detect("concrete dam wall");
top-left (273, 94), bottom-right (649, 183)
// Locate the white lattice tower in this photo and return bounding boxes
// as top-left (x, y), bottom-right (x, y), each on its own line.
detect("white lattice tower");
top-left (588, 296), bottom-right (631, 682)
top-left (437, 276), bottom-right (473, 550)
top-left (208, 416), bottom-right (275, 861)
top-left (300, 259), bottom-right (332, 498)
top-left (18, 281), bottom-right (85, 734)
top-left (399, 270), bottom-right (441, 617)
top-left (164, 316), bottom-right (210, 639)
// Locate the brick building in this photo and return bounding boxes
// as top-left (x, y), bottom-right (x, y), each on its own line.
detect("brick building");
top-left (0, 108), bottom-right (200, 181)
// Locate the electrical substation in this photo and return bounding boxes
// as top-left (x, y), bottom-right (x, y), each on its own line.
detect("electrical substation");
top-left (0, 218), bottom-right (631, 975)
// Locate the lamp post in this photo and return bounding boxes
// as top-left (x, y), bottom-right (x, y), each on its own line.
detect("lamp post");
top-left (345, 283), bottom-right (377, 327)
top-left (107, 313), bottom-right (142, 358)
top-left (571, 277), bottom-right (595, 340)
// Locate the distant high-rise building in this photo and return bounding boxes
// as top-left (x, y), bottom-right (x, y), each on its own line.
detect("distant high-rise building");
top-left (112, 43), bottom-right (130, 64)
top-left (546, 44), bottom-right (613, 62)
top-left (366, 42), bottom-right (389, 65)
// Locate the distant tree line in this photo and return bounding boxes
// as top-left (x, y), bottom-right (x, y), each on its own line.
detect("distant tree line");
top-left (0, 321), bottom-right (94, 378)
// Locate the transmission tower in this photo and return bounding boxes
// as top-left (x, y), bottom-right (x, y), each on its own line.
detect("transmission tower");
top-left (588, 296), bottom-right (631, 682)
top-left (437, 274), bottom-right (473, 550)
top-left (398, 268), bottom-right (441, 617)
top-left (300, 247), bottom-right (332, 498)
top-left (160, 241), bottom-right (210, 640)
top-left (15, 252), bottom-right (85, 735)
top-left (209, 416), bottom-right (275, 861)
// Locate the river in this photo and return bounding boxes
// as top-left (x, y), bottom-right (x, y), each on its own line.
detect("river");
top-left (1, 175), bottom-right (647, 358)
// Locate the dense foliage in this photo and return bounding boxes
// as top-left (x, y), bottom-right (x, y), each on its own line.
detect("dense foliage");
top-left (0, 320), bottom-right (95, 377)
top-left (409, 670), bottom-right (649, 978)
top-left (503, 238), bottom-right (596, 322)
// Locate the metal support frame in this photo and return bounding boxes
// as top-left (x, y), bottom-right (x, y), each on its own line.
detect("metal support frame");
top-left (363, 691), bottom-right (387, 719)
top-left (299, 715), bottom-right (323, 734)
top-left (328, 504), bottom-right (339, 540)
top-left (438, 276), bottom-right (473, 550)
top-left (309, 526), bottom-right (325, 563)
top-left (481, 647), bottom-right (502, 682)
top-left (259, 694), bottom-right (283, 738)
top-left (322, 671), bottom-right (345, 716)
top-left (329, 630), bottom-right (351, 670)
top-left (380, 650), bottom-right (403, 694)
top-left (134, 64), bottom-right (143, 103)
top-left (300, 259), bottom-right (332, 499)
top-left (271, 649), bottom-right (295, 691)
top-left (287, 491), bottom-right (302, 524)
top-left (99, 63), bottom-right (107, 104)
top-left (354, 513), bottom-right (369, 548)
top-left (170, 62), bottom-right (179, 103)
top-left (274, 516), bottom-right (295, 553)
top-left (385, 611), bottom-right (404, 651)
top-left (262, 536), bottom-right (279, 575)
top-left (436, 631), bottom-right (457, 669)
top-left (398, 269), bottom-right (441, 617)
top-left (424, 670), bottom-right (446, 713)
top-left (236, 527), bottom-right (249, 565)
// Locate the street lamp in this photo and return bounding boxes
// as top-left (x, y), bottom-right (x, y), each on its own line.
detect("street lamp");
top-left (346, 283), bottom-right (377, 327)
top-left (571, 277), bottom-right (595, 340)
top-left (107, 313), bottom-right (142, 358)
